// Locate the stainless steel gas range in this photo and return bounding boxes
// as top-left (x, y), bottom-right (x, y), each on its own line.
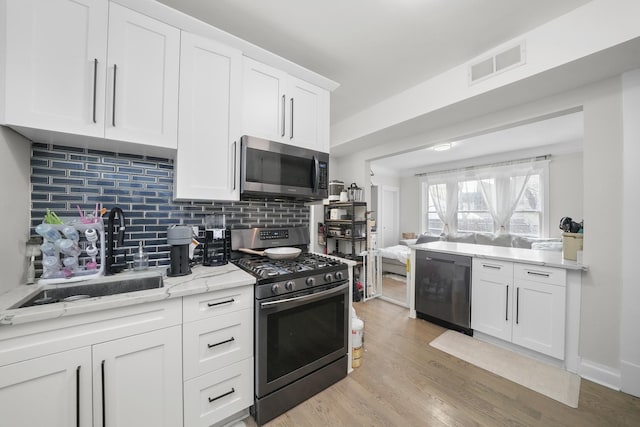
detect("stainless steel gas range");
top-left (231, 227), bottom-right (349, 425)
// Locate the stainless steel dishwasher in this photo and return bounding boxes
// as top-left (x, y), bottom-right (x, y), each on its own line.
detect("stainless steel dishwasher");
top-left (415, 250), bottom-right (472, 335)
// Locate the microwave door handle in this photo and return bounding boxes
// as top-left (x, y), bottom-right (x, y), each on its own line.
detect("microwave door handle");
top-left (312, 155), bottom-right (319, 192)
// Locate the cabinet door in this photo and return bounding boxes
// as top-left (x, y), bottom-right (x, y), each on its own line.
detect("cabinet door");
top-left (0, 347), bottom-right (92, 427)
top-left (471, 260), bottom-right (513, 341)
top-left (2, 0), bottom-right (108, 136)
top-left (105, 3), bottom-right (180, 149)
top-left (175, 32), bottom-right (241, 201)
top-left (512, 280), bottom-right (566, 359)
top-left (288, 76), bottom-right (330, 152)
top-left (93, 325), bottom-right (183, 427)
top-left (242, 57), bottom-right (287, 142)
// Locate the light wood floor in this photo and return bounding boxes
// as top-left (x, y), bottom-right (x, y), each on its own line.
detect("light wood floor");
top-left (246, 298), bottom-right (640, 427)
top-left (380, 274), bottom-right (408, 304)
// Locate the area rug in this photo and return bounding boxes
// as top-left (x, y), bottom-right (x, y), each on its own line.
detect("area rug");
top-left (429, 330), bottom-right (581, 408)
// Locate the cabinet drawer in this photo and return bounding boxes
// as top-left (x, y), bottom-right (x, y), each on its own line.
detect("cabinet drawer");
top-left (514, 264), bottom-right (566, 287)
top-left (472, 258), bottom-right (513, 283)
top-left (183, 285), bottom-right (253, 322)
top-left (183, 357), bottom-right (253, 427)
top-left (183, 309), bottom-right (253, 380)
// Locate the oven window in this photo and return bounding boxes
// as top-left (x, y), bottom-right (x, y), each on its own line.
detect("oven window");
top-left (266, 293), bottom-right (345, 382)
top-left (246, 148), bottom-right (313, 189)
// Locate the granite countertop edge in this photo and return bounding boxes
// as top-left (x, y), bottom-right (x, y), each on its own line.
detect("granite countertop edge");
top-left (0, 264), bottom-right (256, 327)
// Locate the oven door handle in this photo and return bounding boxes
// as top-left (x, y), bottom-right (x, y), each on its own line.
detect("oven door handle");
top-left (260, 283), bottom-right (348, 309)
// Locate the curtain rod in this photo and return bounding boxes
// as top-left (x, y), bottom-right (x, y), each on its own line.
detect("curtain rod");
top-left (414, 154), bottom-right (550, 177)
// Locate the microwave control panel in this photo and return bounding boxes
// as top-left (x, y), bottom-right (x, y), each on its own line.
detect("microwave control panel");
top-left (318, 161), bottom-right (328, 190)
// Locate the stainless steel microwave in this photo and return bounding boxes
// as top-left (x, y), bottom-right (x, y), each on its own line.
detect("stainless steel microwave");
top-left (240, 136), bottom-right (329, 201)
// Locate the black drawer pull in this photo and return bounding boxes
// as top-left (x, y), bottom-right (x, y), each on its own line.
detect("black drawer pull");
top-left (208, 388), bottom-right (235, 403)
top-left (527, 271), bottom-right (550, 278)
top-left (76, 365), bottom-right (81, 427)
top-left (207, 298), bottom-right (235, 307)
top-left (482, 264), bottom-right (501, 270)
top-left (207, 337), bottom-right (235, 349)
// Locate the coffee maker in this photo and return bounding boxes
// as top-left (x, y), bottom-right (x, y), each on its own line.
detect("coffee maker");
top-left (203, 214), bottom-right (228, 266)
top-left (167, 225), bottom-right (192, 277)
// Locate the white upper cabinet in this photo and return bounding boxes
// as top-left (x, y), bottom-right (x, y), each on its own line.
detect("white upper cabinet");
top-left (242, 57), bottom-right (330, 152)
top-left (175, 32), bottom-right (241, 201)
top-left (0, 0), bottom-right (179, 151)
top-left (0, 0), bottom-right (108, 137)
top-left (105, 2), bottom-right (180, 149)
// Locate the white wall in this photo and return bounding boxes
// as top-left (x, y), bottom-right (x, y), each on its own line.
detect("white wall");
top-left (620, 69), bottom-right (640, 396)
top-left (333, 74), bottom-right (632, 387)
top-left (0, 127), bottom-right (31, 294)
top-left (548, 153), bottom-right (584, 238)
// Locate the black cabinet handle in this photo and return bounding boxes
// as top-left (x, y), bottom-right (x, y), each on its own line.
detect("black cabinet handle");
top-left (207, 298), bottom-right (234, 307)
top-left (527, 271), bottom-right (550, 278)
top-left (207, 337), bottom-right (235, 349)
top-left (111, 64), bottom-right (117, 127)
top-left (232, 141), bottom-right (237, 190)
top-left (101, 360), bottom-right (106, 427)
top-left (482, 264), bottom-right (501, 270)
top-left (505, 285), bottom-right (509, 321)
top-left (290, 97), bottom-right (294, 139)
top-left (208, 388), bottom-right (235, 403)
top-left (92, 59), bottom-right (98, 123)
top-left (76, 365), bottom-right (81, 427)
top-left (516, 287), bottom-right (520, 325)
top-left (281, 94), bottom-right (286, 137)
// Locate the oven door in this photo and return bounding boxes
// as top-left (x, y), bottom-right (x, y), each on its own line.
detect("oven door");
top-left (240, 135), bottom-right (328, 200)
top-left (255, 281), bottom-right (348, 398)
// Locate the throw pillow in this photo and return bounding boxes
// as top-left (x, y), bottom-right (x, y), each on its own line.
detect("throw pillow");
top-left (476, 232), bottom-right (512, 247)
top-left (415, 234), bottom-right (441, 244)
top-left (444, 232), bottom-right (476, 244)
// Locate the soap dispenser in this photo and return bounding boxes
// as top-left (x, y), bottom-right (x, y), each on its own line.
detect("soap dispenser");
top-left (132, 241), bottom-right (149, 271)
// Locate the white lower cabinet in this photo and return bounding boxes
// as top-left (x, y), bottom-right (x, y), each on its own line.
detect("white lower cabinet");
top-left (0, 347), bottom-right (93, 427)
top-left (183, 288), bottom-right (254, 427)
top-left (93, 325), bottom-right (183, 427)
top-left (472, 259), bottom-right (567, 359)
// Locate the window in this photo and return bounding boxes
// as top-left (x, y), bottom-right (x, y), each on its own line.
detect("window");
top-left (421, 160), bottom-right (548, 237)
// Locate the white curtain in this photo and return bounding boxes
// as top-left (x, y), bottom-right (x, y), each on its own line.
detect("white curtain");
top-left (428, 179), bottom-right (458, 234)
top-left (477, 162), bottom-right (534, 234)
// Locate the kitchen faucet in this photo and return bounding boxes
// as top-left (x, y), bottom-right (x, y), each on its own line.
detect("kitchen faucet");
top-left (106, 207), bottom-right (126, 275)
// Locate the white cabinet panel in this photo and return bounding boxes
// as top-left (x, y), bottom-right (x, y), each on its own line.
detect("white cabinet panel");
top-left (183, 357), bottom-right (253, 427)
top-left (471, 258), bottom-right (567, 359)
top-left (183, 285), bottom-right (254, 323)
top-left (92, 325), bottom-right (183, 427)
top-left (105, 2), bottom-right (180, 148)
top-left (242, 57), bottom-right (287, 142)
top-left (1, 0), bottom-right (108, 136)
top-left (183, 308), bottom-right (253, 380)
top-left (512, 280), bottom-right (566, 359)
top-left (242, 56), bottom-right (329, 152)
top-left (175, 32), bottom-right (241, 200)
top-left (0, 347), bottom-right (92, 427)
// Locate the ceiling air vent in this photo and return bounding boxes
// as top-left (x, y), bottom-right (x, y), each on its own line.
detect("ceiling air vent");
top-left (469, 41), bottom-right (525, 85)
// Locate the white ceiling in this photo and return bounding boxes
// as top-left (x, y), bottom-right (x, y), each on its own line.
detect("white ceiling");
top-left (371, 111), bottom-right (584, 176)
top-left (155, 0), bottom-right (591, 124)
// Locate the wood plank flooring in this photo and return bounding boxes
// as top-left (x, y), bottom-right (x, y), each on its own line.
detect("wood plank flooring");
top-left (246, 299), bottom-right (640, 427)
top-left (380, 274), bottom-right (408, 304)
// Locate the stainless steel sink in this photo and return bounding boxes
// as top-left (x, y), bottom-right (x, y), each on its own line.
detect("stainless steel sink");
top-left (13, 275), bottom-right (164, 309)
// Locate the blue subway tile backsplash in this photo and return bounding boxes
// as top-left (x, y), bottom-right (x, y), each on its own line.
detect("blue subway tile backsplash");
top-left (30, 143), bottom-right (310, 269)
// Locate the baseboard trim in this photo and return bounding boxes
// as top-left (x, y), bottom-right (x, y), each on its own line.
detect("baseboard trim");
top-left (579, 358), bottom-right (621, 391)
top-left (620, 360), bottom-right (640, 397)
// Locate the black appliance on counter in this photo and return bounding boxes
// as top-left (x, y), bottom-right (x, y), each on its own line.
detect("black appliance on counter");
top-left (415, 250), bottom-right (472, 335)
top-left (167, 225), bottom-right (192, 277)
top-left (239, 135), bottom-right (329, 201)
top-left (231, 226), bottom-right (348, 425)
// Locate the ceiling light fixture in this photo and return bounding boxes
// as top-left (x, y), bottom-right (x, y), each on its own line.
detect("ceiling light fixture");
top-left (432, 143), bottom-right (452, 152)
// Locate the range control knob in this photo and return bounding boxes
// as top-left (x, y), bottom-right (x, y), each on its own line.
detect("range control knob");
top-left (271, 284), bottom-right (280, 295)
top-left (335, 271), bottom-right (344, 280)
top-left (324, 273), bottom-right (333, 282)
top-left (306, 277), bottom-right (315, 287)
top-left (285, 281), bottom-right (295, 291)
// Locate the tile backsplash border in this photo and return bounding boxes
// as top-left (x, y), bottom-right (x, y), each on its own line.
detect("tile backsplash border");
top-left (30, 143), bottom-right (310, 268)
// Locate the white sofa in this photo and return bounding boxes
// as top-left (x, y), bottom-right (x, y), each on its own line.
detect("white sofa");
top-left (380, 232), bottom-right (562, 276)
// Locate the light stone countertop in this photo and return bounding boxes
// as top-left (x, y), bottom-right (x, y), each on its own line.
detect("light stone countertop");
top-left (410, 241), bottom-right (587, 271)
top-left (0, 263), bottom-right (255, 326)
